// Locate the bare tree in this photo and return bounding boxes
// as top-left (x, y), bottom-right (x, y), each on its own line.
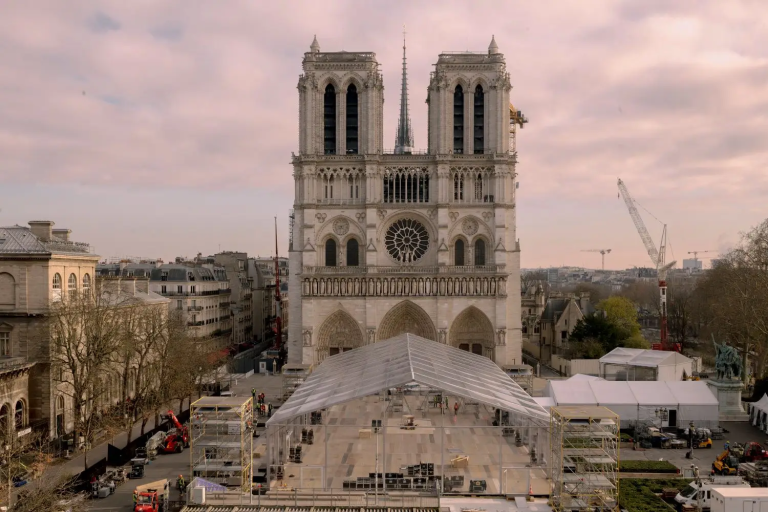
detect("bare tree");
top-left (47, 291), bottom-right (125, 470)
top-left (521, 271), bottom-right (549, 295)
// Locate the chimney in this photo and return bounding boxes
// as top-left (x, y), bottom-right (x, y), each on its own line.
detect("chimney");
top-left (136, 278), bottom-right (149, 294)
top-left (52, 229), bottom-right (71, 241)
top-left (579, 292), bottom-right (590, 312)
top-left (28, 221), bottom-right (54, 242)
top-left (119, 278), bottom-right (136, 297)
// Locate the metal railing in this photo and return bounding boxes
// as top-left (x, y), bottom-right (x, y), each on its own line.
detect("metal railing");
top-left (303, 264), bottom-right (505, 275)
top-left (317, 198), bottom-right (365, 205)
top-left (188, 306), bottom-right (203, 311)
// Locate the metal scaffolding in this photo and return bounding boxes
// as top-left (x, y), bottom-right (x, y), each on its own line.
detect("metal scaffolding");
top-left (281, 364), bottom-right (311, 401)
top-left (190, 396), bottom-right (254, 493)
top-left (550, 406), bottom-right (619, 512)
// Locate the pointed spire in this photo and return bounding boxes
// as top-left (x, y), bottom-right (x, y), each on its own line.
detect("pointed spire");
top-left (310, 35), bottom-right (320, 53)
top-left (394, 26), bottom-right (414, 155)
top-left (488, 35), bottom-right (499, 55)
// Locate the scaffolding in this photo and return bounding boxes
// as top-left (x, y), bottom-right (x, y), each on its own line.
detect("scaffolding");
top-left (190, 396), bottom-right (254, 493)
top-left (281, 364), bottom-right (311, 401)
top-left (550, 406), bottom-right (619, 512)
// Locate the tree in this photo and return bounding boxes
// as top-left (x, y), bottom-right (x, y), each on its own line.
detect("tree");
top-left (598, 296), bottom-right (641, 338)
top-left (667, 279), bottom-right (696, 350)
top-left (570, 314), bottom-right (628, 354)
top-left (521, 271), bottom-right (549, 295)
top-left (47, 290), bottom-right (125, 470)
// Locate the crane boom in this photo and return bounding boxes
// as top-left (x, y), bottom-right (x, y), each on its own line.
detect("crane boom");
top-left (617, 178), bottom-right (659, 266)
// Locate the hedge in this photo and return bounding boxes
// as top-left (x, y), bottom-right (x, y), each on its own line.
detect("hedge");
top-left (620, 433), bottom-right (634, 442)
top-left (619, 478), bottom-right (691, 512)
top-left (619, 460), bottom-right (678, 473)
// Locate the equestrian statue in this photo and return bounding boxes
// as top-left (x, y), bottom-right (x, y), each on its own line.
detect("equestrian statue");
top-left (712, 335), bottom-right (742, 381)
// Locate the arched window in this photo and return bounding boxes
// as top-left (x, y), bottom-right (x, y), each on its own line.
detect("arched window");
top-left (473, 84), bottom-right (484, 153)
top-left (346, 84), bottom-right (358, 154)
top-left (453, 85), bottom-right (464, 154)
top-left (346, 239), bottom-right (359, 267)
top-left (52, 273), bottom-right (62, 302)
top-left (474, 239), bottom-right (486, 266)
top-left (68, 273), bottom-right (77, 299)
top-left (0, 404), bottom-right (8, 435)
top-left (14, 400), bottom-right (24, 429)
top-left (325, 239), bottom-right (337, 267)
top-left (454, 239), bottom-right (465, 266)
top-left (82, 273), bottom-right (91, 295)
top-left (453, 173), bottom-right (464, 201)
top-left (324, 84), bottom-right (336, 155)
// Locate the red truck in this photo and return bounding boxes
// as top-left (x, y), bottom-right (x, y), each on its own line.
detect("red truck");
top-left (158, 411), bottom-right (189, 454)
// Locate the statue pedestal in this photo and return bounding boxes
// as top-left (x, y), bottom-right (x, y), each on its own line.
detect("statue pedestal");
top-left (707, 379), bottom-right (749, 421)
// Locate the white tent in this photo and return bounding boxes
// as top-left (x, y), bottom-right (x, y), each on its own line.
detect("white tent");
top-left (599, 348), bottom-right (694, 381)
top-left (749, 394), bottom-right (768, 431)
top-left (546, 380), bottom-right (719, 429)
top-left (567, 374), bottom-right (605, 382)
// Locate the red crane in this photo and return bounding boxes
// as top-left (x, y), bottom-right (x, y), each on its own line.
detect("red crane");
top-left (158, 410), bottom-right (189, 454)
top-left (617, 178), bottom-right (678, 352)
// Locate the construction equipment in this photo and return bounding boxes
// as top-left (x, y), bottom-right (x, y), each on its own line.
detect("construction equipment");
top-left (581, 248), bottom-right (612, 270)
top-left (713, 448), bottom-right (738, 475)
top-left (509, 103), bottom-right (528, 154)
top-left (617, 178), bottom-right (678, 352)
top-left (740, 442), bottom-right (768, 462)
top-left (688, 250), bottom-right (715, 261)
top-left (158, 410), bottom-right (189, 454)
top-left (133, 479), bottom-right (169, 512)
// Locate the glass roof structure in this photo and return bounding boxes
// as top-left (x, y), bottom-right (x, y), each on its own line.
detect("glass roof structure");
top-left (600, 347), bottom-right (692, 368)
top-left (267, 333), bottom-right (549, 425)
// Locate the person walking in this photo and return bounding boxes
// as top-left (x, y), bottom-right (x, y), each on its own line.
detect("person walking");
top-left (453, 402), bottom-right (459, 416)
top-left (444, 396), bottom-right (449, 410)
top-left (268, 403), bottom-right (273, 417)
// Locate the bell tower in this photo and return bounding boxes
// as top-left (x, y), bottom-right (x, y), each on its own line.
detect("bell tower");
top-left (297, 36), bottom-right (384, 156)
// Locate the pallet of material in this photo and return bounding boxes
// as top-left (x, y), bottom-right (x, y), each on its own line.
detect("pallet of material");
top-left (359, 429), bottom-right (372, 439)
top-left (451, 455), bottom-right (469, 468)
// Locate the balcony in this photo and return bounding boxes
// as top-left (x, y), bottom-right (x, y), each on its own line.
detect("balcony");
top-left (317, 198), bottom-right (365, 205)
top-left (188, 306), bottom-right (203, 312)
top-left (303, 264), bottom-right (505, 275)
top-left (219, 302), bottom-right (231, 308)
top-left (164, 288), bottom-right (231, 297)
top-left (187, 321), bottom-right (205, 327)
top-left (0, 356), bottom-right (33, 375)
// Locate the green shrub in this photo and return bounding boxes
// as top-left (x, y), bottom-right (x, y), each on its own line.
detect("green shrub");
top-left (619, 460), bottom-right (678, 473)
top-left (620, 433), bottom-right (634, 442)
top-left (619, 478), bottom-right (691, 512)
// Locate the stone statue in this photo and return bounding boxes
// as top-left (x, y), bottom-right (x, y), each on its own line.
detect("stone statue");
top-left (713, 335), bottom-right (742, 381)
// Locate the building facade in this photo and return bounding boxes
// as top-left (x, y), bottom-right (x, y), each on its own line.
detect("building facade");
top-left (288, 36), bottom-right (523, 366)
top-left (211, 252), bottom-right (254, 345)
top-left (0, 221), bottom-right (98, 439)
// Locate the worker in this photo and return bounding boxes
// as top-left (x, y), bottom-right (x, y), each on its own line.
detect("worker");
top-left (444, 396), bottom-right (449, 409)
top-left (133, 490), bottom-right (138, 505)
top-left (177, 474), bottom-right (186, 492)
top-left (268, 403), bottom-right (273, 417)
top-left (454, 402), bottom-right (459, 415)
top-left (439, 402), bottom-right (444, 415)
top-left (725, 441), bottom-right (730, 451)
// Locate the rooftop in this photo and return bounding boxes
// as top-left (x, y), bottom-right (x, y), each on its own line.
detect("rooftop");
top-left (600, 347), bottom-right (692, 367)
top-left (0, 225), bottom-right (94, 256)
top-left (546, 380), bottom-right (719, 407)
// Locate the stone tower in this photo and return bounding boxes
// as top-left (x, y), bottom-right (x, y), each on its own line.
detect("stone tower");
top-left (288, 36), bottom-right (522, 367)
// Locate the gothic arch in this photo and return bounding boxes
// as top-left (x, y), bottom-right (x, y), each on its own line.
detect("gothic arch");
top-left (470, 76), bottom-right (490, 92)
top-left (450, 75), bottom-right (471, 91)
top-left (447, 214), bottom-right (492, 242)
top-left (0, 272), bottom-right (15, 307)
top-left (378, 301), bottom-right (437, 341)
top-left (316, 310), bottom-right (364, 363)
top-left (341, 74), bottom-right (364, 93)
top-left (316, 215), bottom-right (364, 247)
top-left (449, 306), bottom-right (495, 360)
top-left (318, 75), bottom-right (342, 93)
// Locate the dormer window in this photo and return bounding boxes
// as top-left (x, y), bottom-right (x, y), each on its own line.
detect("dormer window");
top-left (161, 271), bottom-right (168, 282)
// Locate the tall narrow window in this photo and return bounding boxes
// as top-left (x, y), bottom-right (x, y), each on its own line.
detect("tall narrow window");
top-left (68, 273), bottom-right (77, 299)
top-left (453, 174), bottom-right (464, 200)
top-left (474, 85), bottom-right (484, 154)
top-left (454, 239), bottom-right (465, 266)
top-left (474, 239), bottom-right (486, 266)
top-left (82, 273), bottom-right (91, 295)
top-left (453, 85), bottom-right (464, 154)
top-left (346, 239), bottom-right (359, 267)
top-left (323, 84), bottom-right (336, 155)
top-left (325, 239), bottom-right (337, 267)
top-left (346, 84), bottom-right (358, 154)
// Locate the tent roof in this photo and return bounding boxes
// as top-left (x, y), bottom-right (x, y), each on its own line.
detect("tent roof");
top-left (600, 347), bottom-right (692, 368)
top-left (267, 333), bottom-right (548, 425)
top-left (547, 380), bottom-right (718, 407)
top-left (752, 394), bottom-right (768, 414)
top-left (567, 374), bottom-right (604, 381)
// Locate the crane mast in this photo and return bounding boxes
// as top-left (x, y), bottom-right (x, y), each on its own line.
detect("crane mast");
top-left (617, 178), bottom-right (678, 352)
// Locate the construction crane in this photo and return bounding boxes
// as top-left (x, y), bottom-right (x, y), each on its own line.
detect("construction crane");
top-left (617, 178), bottom-right (678, 352)
top-left (581, 249), bottom-right (612, 270)
top-left (687, 250), bottom-right (715, 261)
top-left (509, 103), bottom-right (528, 154)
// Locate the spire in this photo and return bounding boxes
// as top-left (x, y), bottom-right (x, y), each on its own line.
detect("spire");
top-left (310, 35), bottom-right (320, 53)
top-left (488, 35), bottom-right (499, 55)
top-left (394, 26), bottom-right (414, 154)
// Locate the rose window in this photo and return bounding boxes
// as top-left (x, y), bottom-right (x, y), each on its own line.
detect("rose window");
top-left (385, 219), bottom-right (429, 263)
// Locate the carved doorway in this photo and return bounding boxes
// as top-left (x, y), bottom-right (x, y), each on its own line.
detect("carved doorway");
top-left (316, 310), bottom-right (364, 363)
top-left (450, 306), bottom-right (495, 360)
top-left (377, 301), bottom-right (437, 341)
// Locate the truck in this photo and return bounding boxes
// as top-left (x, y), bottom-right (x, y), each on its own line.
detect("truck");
top-left (711, 487), bottom-right (768, 512)
top-left (134, 479), bottom-right (169, 512)
top-left (674, 476), bottom-right (749, 511)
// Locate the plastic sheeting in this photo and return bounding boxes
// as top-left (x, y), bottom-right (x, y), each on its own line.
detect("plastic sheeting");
top-left (749, 394), bottom-right (768, 431)
top-left (267, 333), bottom-right (549, 425)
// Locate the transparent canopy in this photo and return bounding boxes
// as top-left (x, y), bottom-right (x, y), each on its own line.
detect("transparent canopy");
top-left (267, 333), bottom-right (548, 425)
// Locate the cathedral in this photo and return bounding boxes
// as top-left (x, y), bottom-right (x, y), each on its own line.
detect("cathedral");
top-left (287, 35), bottom-right (523, 367)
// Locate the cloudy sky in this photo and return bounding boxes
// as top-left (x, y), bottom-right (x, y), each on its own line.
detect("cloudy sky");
top-left (1, 1), bottom-right (766, 269)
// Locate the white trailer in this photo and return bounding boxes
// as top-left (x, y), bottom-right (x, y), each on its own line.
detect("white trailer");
top-left (675, 476), bottom-right (749, 511)
top-left (711, 487), bottom-right (768, 512)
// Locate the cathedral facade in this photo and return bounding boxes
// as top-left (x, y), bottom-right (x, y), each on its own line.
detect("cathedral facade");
top-left (287, 36), bottom-right (523, 367)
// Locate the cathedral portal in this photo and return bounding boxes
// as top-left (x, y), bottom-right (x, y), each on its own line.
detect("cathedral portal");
top-left (316, 310), bottom-right (364, 363)
top-left (450, 306), bottom-right (495, 361)
top-left (378, 301), bottom-right (437, 341)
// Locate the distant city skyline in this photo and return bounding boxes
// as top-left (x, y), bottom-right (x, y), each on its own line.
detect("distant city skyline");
top-left (1, 1), bottom-right (766, 269)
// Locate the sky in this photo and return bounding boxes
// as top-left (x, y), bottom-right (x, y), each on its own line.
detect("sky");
top-left (1, 1), bottom-right (766, 270)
